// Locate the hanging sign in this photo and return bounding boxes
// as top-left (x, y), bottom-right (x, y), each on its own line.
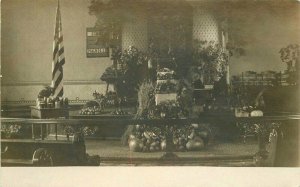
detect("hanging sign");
top-left (86, 28), bottom-right (109, 58)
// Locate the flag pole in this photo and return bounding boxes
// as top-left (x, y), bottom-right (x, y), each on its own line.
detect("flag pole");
top-left (51, 0), bottom-right (65, 99)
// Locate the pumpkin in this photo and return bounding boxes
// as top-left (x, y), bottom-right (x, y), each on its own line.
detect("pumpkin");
top-left (149, 146), bottom-right (155, 152)
top-left (129, 134), bottom-right (136, 140)
top-left (188, 130), bottom-right (196, 139)
top-left (178, 145), bottom-right (185, 151)
top-left (135, 124), bottom-right (141, 131)
top-left (191, 123), bottom-right (199, 129)
top-left (186, 137), bottom-right (204, 151)
top-left (129, 138), bottom-right (142, 152)
top-left (250, 110), bottom-right (263, 117)
top-left (198, 131), bottom-right (209, 141)
top-left (161, 140), bottom-right (167, 151)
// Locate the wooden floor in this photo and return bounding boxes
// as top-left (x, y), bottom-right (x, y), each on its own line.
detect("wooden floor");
top-left (85, 139), bottom-right (258, 166)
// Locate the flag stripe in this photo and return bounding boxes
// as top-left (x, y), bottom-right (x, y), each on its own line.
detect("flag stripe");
top-left (54, 73), bottom-right (63, 89)
top-left (51, 1), bottom-right (65, 99)
top-left (52, 69), bottom-right (61, 83)
top-left (53, 46), bottom-right (59, 59)
top-left (52, 59), bottom-right (64, 78)
top-left (59, 58), bottom-right (65, 65)
top-left (52, 38), bottom-right (63, 59)
top-left (56, 88), bottom-right (64, 97)
top-left (53, 82), bottom-right (64, 98)
top-left (58, 47), bottom-right (64, 56)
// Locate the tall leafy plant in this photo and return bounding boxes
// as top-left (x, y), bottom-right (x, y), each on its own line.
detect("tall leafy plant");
top-left (279, 44), bottom-right (299, 85)
top-left (192, 40), bottom-right (229, 85)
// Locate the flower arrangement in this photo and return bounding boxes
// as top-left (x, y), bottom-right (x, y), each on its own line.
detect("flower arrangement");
top-left (101, 46), bottom-right (149, 104)
top-left (120, 46), bottom-right (148, 68)
top-left (80, 91), bottom-right (124, 115)
top-left (110, 46), bottom-right (148, 75)
top-left (110, 46), bottom-right (148, 92)
top-left (1, 124), bottom-right (23, 138)
top-left (63, 125), bottom-right (98, 137)
top-left (37, 86), bottom-right (53, 99)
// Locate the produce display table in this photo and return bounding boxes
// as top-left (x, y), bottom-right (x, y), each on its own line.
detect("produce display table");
top-left (1, 113), bottom-right (299, 166)
top-left (71, 114), bottom-right (134, 120)
top-left (30, 106), bottom-right (69, 119)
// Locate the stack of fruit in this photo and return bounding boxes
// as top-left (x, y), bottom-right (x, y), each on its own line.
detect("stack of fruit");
top-left (102, 91), bottom-right (118, 107)
top-left (151, 100), bottom-right (182, 119)
top-left (82, 126), bottom-right (98, 136)
top-left (110, 109), bottom-right (129, 115)
top-left (128, 124), bottom-right (163, 152)
top-left (63, 125), bottom-right (98, 137)
top-left (80, 90), bottom-right (121, 115)
top-left (172, 124), bottom-right (210, 151)
top-left (128, 123), bottom-right (211, 152)
top-left (235, 106), bottom-right (263, 117)
top-left (79, 106), bottom-right (102, 115)
top-left (36, 96), bottom-right (68, 109)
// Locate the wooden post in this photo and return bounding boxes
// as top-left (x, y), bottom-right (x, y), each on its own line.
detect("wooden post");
top-left (55, 124), bottom-right (58, 140)
top-left (41, 124), bottom-right (44, 140)
top-left (32, 124), bottom-right (35, 139)
top-left (46, 124), bottom-right (49, 137)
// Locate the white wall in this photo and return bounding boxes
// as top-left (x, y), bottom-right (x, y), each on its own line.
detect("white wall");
top-left (1, 0), bottom-right (112, 103)
top-left (2, 1), bottom-right (300, 104)
top-left (227, 3), bottom-right (300, 75)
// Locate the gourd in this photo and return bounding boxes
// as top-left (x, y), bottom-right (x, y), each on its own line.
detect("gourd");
top-left (129, 138), bottom-right (142, 152)
top-left (161, 140), bottom-right (167, 151)
top-left (250, 110), bottom-right (263, 117)
top-left (186, 136), bottom-right (204, 151)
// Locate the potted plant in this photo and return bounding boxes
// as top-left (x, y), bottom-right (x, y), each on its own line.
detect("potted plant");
top-left (192, 40), bottom-right (229, 86)
top-left (279, 44), bottom-right (299, 85)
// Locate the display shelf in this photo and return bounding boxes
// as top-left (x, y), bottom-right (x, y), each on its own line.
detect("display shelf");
top-left (1, 113), bottom-right (299, 166)
top-left (71, 114), bottom-right (134, 120)
top-left (85, 139), bottom-right (257, 166)
top-left (30, 106), bottom-right (69, 119)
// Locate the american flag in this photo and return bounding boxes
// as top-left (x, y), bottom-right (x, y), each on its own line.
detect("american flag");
top-left (51, 0), bottom-right (65, 98)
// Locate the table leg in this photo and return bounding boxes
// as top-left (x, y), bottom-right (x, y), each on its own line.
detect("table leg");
top-left (32, 124), bottom-right (35, 139)
top-left (46, 124), bottom-right (49, 137)
top-left (160, 125), bottom-right (179, 159)
top-left (254, 122), bottom-right (280, 166)
top-left (41, 124), bottom-right (44, 140)
top-left (55, 124), bottom-right (58, 140)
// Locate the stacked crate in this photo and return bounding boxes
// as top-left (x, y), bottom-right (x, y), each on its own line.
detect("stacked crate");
top-left (232, 71), bottom-right (282, 86)
top-left (155, 68), bottom-right (179, 105)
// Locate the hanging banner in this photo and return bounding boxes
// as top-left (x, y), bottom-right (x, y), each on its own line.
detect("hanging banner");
top-left (86, 27), bottom-right (109, 58)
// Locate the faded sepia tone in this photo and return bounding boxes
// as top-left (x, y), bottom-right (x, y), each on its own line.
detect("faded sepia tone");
top-left (1, 0), bottom-right (299, 170)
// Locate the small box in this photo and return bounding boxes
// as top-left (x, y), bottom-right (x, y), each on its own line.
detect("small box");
top-left (155, 93), bottom-right (177, 105)
top-left (30, 106), bottom-right (69, 119)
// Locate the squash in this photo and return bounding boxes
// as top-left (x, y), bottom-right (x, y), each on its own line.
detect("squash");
top-left (186, 137), bottom-right (204, 151)
top-left (129, 138), bottom-right (142, 152)
top-left (250, 110), bottom-right (263, 117)
top-left (161, 140), bottom-right (167, 151)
